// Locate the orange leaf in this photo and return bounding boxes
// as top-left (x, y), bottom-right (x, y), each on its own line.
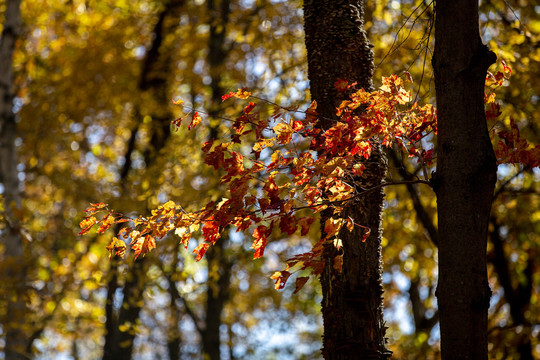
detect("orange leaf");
top-left (79, 216), bottom-right (97, 235)
top-left (324, 218), bottom-right (343, 238)
top-left (352, 163), bottom-right (365, 176)
top-left (97, 213), bottom-right (115, 234)
top-left (132, 235), bottom-right (156, 259)
top-left (172, 98), bottom-right (184, 105)
top-left (84, 202), bottom-right (107, 213)
top-left (188, 112), bottom-right (202, 130)
top-left (193, 242), bottom-right (211, 261)
top-left (273, 122), bottom-right (293, 144)
top-left (333, 254), bottom-right (343, 273)
top-left (222, 88), bottom-right (251, 101)
top-left (106, 237), bottom-right (127, 258)
top-left (271, 270), bottom-right (291, 290)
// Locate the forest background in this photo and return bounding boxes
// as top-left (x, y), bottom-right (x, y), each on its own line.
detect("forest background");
top-left (0, 0), bottom-right (539, 359)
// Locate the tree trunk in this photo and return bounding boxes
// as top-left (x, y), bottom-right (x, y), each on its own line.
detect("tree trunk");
top-left (0, 1), bottom-right (29, 359)
top-left (303, 1), bottom-right (390, 359)
top-left (201, 241), bottom-right (231, 360)
top-left (200, 2), bottom-right (232, 359)
top-left (102, 2), bottom-right (185, 359)
top-left (489, 218), bottom-right (533, 360)
top-left (432, 1), bottom-right (497, 359)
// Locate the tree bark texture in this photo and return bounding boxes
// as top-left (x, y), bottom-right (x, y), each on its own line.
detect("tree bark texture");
top-left (432, 1), bottom-right (497, 359)
top-left (0, 1), bottom-right (30, 359)
top-left (303, 1), bottom-right (390, 359)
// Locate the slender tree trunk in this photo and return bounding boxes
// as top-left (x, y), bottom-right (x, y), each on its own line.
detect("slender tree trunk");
top-left (0, 1), bottom-right (29, 359)
top-left (432, 1), bottom-right (497, 359)
top-left (166, 256), bottom-right (182, 360)
top-left (201, 241), bottom-right (231, 360)
top-left (199, 2), bottom-right (232, 359)
top-left (303, 1), bottom-right (390, 359)
top-left (102, 2), bottom-right (185, 359)
top-left (489, 218), bottom-right (533, 360)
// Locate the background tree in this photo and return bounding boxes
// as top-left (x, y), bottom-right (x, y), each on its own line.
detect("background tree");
top-left (0, 0), bottom-right (27, 359)
top-left (303, 0), bottom-right (390, 358)
top-left (433, 1), bottom-right (497, 358)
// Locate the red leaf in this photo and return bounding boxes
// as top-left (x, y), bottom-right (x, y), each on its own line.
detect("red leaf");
top-left (202, 140), bottom-right (214, 153)
top-left (251, 224), bottom-right (271, 259)
top-left (293, 277), bottom-right (310, 294)
top-left (501, 59), bottom-right (511, 76)
top-left (334, 79), bottom-right (349, 93)
top-left (202, 220), bottom-right (221, 244)
top-left (495, 119), bottom-right (540, 167)
top-left (279, 213), bottom-right (297, 235)
top-left (223, 152), bottom-right (245, 178)
top-left (297, 217), bottom-right (315, 236)
top-left (273, 122), bottom-right (293, 144)
top-left (221, 88), bottom-right (251, 101)
top-left (172, 117), bottom-right (183, 128)
top-left (243, 102), bottom-right (256, 114)
top-left (360, 225), bottom-right (371, 242)
top-left (205, 143), bottom-right (228, 170)
top-left (222, 92), bottom-right (235, 101)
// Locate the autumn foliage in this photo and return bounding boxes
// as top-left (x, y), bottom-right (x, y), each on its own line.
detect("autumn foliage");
top-left (80, 65), bottom-right (537, 292)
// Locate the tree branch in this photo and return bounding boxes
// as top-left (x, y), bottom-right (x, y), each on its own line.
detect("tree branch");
top-left (389, 149), bottom-right (438, 246)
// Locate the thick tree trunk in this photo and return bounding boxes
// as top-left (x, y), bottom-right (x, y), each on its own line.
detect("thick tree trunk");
top-left (0, 1), bottom-right (29, 359)
top-left (432, 1), bottom-right (497, 359)
top-left (303, 1), bottom-right (390, 359)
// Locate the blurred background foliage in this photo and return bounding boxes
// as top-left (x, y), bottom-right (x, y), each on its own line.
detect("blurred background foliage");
top-left (0, 0), bottom-right (538, 358)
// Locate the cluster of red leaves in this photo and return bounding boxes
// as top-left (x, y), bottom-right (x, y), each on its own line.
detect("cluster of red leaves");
top-left (494, 119), bottom-right (540, 168)
top-left (79, 73), bottom-right (440, 292)
top-left (485, 61), bottom-right (540, 168)
top-left (82, 65), bottom-right (538, 293)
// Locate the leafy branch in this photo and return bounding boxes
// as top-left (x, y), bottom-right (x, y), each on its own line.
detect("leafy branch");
top-left (79, 65), bottom-right (538, 292)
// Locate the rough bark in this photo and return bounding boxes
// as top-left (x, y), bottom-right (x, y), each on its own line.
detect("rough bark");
top-left (303, 1), bottom-right (390, 359)
top-left (432, 1), bottom-right (497, 359)
top-left (0, 1), bottom-right (29, 359)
